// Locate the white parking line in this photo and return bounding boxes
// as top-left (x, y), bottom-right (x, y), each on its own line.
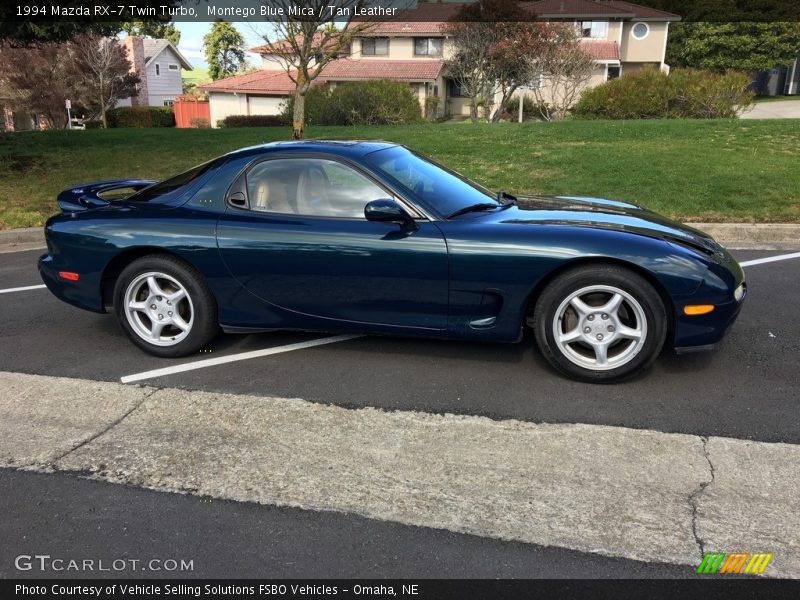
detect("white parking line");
top-left (740, 251), bottom-right (800, 268)
top-left (120, 334), bottom-right (363, 384)
top-left (0, 284), bottom-right (46, 294)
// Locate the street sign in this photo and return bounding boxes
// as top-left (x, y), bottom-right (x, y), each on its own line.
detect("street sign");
top-left (65, 99), bottom-right (71, 110)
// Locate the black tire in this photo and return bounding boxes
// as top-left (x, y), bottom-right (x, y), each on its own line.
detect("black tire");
top-left (532, 264), bottom-right (667, 383)
top-left (112, 254), bottom-right (218, 358)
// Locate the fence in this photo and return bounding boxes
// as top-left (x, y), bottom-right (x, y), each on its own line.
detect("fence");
top-left (173, 96), bottom-right (210, 128)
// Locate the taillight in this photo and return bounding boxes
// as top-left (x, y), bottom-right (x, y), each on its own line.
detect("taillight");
top-left (58, 271), bottom-right (80, 282)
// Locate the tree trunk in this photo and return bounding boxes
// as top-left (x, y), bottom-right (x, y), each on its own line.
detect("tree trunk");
top-left (100, 92), bottom-right (107, 129)
top-left (469, 95), bottom-right (479, 123)
top-left (292, 89), bottom-right (305, 139)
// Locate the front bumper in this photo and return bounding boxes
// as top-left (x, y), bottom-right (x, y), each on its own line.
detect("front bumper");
top-left (673, 274), bottom-right (747, 351)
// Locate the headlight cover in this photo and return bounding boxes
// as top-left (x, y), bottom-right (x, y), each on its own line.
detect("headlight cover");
top-left (734, 282), bottom-right (746, 302)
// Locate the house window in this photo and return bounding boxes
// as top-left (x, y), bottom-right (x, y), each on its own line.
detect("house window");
top-left (448, 79), bottom-right (469, 98)
top-left (361, 38), bottom-right (389, 56)
top-left (168, 64), bottom-right (179, 71)
top-left (414, 38), bottom-right (443, 57)
top-left (632, 23), bottom-right (650, 40)
top-left (577, 21), bottom-right (608, 39)
top-left (607, 66), bottom-right (621, 80)
top-left (155, 63), bottom-right (161, 77)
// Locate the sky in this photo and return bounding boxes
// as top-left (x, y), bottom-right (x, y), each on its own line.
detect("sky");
top-left (174, 21), bottom-right (273, 70)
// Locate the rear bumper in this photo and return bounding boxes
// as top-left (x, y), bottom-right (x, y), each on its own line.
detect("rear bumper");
top-left (38, 253), bottom-right (105, 313)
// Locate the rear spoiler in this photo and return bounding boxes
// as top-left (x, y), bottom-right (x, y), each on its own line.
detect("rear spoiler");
top-left (56, 179), bottom-right (156, 212)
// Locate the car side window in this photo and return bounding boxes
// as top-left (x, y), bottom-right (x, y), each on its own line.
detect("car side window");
top-left (245, 158), bottom-right (390, 219)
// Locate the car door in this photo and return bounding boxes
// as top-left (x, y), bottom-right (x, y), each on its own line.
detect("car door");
top-left (215, 155), bottom-right (449, 330)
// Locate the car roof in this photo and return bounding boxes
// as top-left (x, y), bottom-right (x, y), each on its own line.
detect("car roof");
top-left (224, 140), bottom-right (400, 161)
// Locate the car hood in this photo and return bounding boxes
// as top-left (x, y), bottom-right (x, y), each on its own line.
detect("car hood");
top-left (500, 195), bottom-right (724, 257)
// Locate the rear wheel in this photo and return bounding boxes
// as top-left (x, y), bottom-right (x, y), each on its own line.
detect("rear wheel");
top-left (533, 265), bottom-right (667, 382)
top-left (113, 255), bottom-right (218, 358)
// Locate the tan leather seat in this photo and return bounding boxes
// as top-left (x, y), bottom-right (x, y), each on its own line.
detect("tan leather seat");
top-left (253, 177), bottom-right (292, 213)
top-left (296, 167), bottom-right (331, 215)
top-left (254, 179), bottom-right (270, 210)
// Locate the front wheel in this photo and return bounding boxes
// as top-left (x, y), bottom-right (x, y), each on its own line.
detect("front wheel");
top-left (533, 265), bottom-right (667, 382)
top-left (113, 254), bottom-right (218, 358)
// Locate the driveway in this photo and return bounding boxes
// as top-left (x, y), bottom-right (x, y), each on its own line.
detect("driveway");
top-left (741, 99), bottom-right (800, 119)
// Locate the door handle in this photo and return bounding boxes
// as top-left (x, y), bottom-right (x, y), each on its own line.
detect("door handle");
top-left (229, 192), bottom-right (247, 207)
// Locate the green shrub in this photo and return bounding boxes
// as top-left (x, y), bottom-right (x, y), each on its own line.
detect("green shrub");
top-left (503, 96), bottom-right (550, 120)
top-left (107, 106), bottom-right (175, 128)
top-left (219, 114), bottom-right (285, 127)
top-left (83, 121), bottom-right (102, 129)
top-left (282, 80), bottom-right (422, 126)
top-left (189, 117), bottom-right (211, 129)
top-left (573, 68), bottom-right (754, 120)
top-left (424, 95), bottom-right (440, 120)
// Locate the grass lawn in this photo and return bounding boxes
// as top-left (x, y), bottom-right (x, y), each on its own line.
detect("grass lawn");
top-left (1, 119), bottom-right (799, 229)
top-left (182, 67), bottom-right (210, 87)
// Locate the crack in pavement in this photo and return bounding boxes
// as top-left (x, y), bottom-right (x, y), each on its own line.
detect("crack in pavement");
top-left (688, 436), bottom-right (715, 560)
top-left (3, 372), bottom-right (799, 576)
top-left (49, 386), bottom-right (160, 465)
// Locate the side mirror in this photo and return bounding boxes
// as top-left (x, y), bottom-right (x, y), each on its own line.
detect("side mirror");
top-left (365, 199), bottom-right (417, 230)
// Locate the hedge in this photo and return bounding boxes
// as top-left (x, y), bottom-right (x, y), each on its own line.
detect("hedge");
top-left (281, 80), bottom-right (422, 126)
top-left (572, 68), bottom-right (754, 120)
top-left (106, 106), bottom-right (175, 128)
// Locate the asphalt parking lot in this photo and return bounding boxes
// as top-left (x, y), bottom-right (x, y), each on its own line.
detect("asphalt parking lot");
top-left (1, 246), bottom-right (799, 580)
top-left (1, 248), bottom-right (798, 444)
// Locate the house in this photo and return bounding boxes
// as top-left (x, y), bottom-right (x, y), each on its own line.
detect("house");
top-left (119, 37), bottom-right (193, 108)
top-left (200, 0), bottom-right (680, 124)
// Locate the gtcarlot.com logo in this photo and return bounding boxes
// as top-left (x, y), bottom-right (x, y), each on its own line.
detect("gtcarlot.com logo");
top-left (14, 554), bottom-right (194, 573)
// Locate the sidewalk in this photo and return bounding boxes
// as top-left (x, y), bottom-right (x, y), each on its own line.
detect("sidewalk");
top-left (2, 371), bottom-right (799, 577)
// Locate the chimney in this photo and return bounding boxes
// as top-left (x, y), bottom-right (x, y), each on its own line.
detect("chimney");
top-left (124, 36), bottom-right (148, 106)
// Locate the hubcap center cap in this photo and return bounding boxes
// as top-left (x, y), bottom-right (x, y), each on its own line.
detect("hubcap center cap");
top-left (584, 313), bottom-right (614, 341)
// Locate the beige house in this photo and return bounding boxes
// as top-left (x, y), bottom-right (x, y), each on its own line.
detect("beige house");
top-left (201, 0), bottom-right (679, 124)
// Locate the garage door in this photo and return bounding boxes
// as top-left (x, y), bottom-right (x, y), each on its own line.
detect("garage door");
top-left (248, 95), bottom-right (285, 116)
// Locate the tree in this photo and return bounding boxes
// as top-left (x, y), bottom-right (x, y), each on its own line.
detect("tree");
top-left (526, 23), bottom-right (595, 121)
top-left (0, 41), bottom-right (80, 128)
top-left (122, 22), bottom-right (181, 45)
top-left (666, 22), bottom-right (800, 73)
top-left (0, 1), bottom-right (181, 45)
top-left (203, 21), bottom-right (246, 81)
top-left (72, 35), bottom-right (139, 128)
top-left (257, 0), bottom-right (372, 139)
top-left (443, 0), bottom-right (547, 123)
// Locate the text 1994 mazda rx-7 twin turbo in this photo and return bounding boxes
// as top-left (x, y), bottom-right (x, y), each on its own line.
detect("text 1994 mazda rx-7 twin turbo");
top-left (39, 141), bottom-right (746, 382)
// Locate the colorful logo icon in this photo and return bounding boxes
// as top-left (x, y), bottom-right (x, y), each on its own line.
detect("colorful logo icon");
top-left (696, 552), bottom-right (773, 575)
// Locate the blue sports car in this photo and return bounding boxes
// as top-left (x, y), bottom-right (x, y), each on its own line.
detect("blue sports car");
top-left (39, 141), bottom-right (746, 382)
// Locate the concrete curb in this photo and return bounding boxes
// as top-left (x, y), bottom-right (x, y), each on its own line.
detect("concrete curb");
top-left (0, 227), bottom-right (43, 246)
top-left (689, 223), bottom-right (800, 247)
top-left (0, 223), bottom-right (797, 252)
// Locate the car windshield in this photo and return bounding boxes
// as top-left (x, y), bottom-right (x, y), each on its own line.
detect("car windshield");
top-left (128, 159), bottom-right (217, 202)
top-left (364, 146), bottom-right (500, 217)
